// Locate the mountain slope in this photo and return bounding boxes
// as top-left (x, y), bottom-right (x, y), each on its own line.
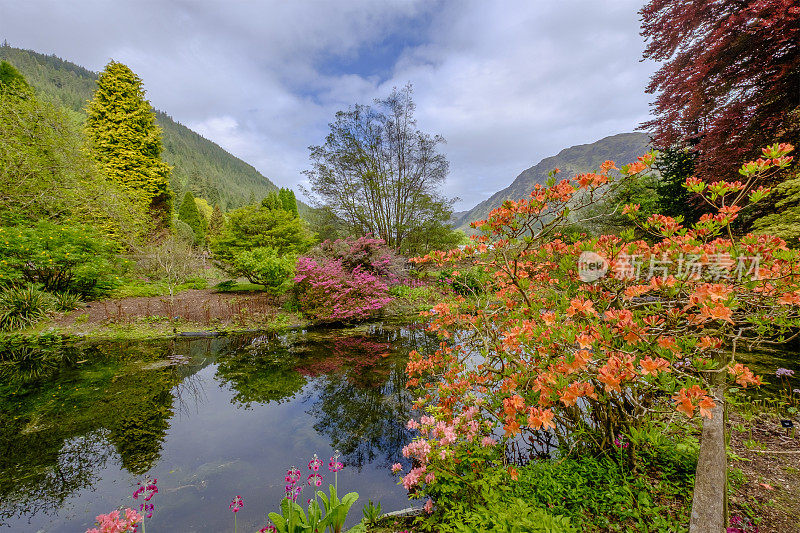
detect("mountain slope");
top-left (454, 132), bottom-right (651, 231)
top-left (0, 44), bottom-right (289, 211)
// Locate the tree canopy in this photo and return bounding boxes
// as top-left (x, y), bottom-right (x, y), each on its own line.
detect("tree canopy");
top-left (640, 0), bottom-right (800, 182)
top-left (0, 61), bottom-right (143, 238)
top-left (305, 85), bottom-right (453, 249)
top-left (85, 60), bottom-right (173, 232)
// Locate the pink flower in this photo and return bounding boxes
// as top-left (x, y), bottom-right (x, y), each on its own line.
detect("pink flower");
top-left (229, 495), bottom-right (243, 513)
top-left (86, 508), bottom-right (141, 533)
top-left (307, 473), bottom-right (323, 487)
top-left (391, 463), bottom-right (403, 473)
top-left (406, 419), bottom-right (420, 430)
top-left (481, 436), bottom-right (497, 447)
top-left (308, 454), bottom-right (324, 472)
top-left (420, 415), bottom-right (436, 426)
top-left (401, 466), bottom-right (426, 490)
top-left (424, 472), bottom-right (436, 484)
top-left (424, 498), bottom-right (434, 514)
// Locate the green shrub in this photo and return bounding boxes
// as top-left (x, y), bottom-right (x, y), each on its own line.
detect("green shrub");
top-left (231, 247), bottom-right (295, 294)
top-left (389, 284), bottom-right (411, 298)
top-left (437, 266), bottom-right (488, 296)
top-left (52, 291), bottom-right (82, 312)
top-left (0, 285), bottom-right (54, 330)
top-left (211, 204), bottom-right (315, 262)
top-left (0, 221), bottom-right (121, 297)
top-left (436, 497), bottom-right (576, 533)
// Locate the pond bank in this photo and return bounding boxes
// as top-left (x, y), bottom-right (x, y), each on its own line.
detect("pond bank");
top-left (4, 287), bottom-right (437, 341)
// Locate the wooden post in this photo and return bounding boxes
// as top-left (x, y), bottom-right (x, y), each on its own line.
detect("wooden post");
top-left (689, 386), bottom-right (726, 533)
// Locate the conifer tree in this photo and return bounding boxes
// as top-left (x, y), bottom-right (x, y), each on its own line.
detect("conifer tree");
top-left (0, 60), bottom-right (30, 95)
top-left (209, 204), bottom-right (225, 236)
top-left (278, 187), bottom-right (299, 217)
top-left (177, 191), bottom-right (205, 245)
top-left (85, 60), bottom-right (173, 231)
top-left (261, 191), bottom-right (282, 210)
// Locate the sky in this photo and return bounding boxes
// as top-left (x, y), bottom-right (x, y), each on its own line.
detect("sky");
top-left (0, 0), bottom-right (657, 210)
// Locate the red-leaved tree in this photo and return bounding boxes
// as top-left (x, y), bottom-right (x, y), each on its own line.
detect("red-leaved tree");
top-left (640, 0), bottom-right (800, 182)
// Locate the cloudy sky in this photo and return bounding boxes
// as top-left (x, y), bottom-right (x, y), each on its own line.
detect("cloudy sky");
top-left (0, 0), bottom-right (656, 210)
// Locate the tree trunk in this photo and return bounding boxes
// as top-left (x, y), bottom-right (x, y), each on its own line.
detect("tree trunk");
top-left (689, 385), bottom-right (727, 533)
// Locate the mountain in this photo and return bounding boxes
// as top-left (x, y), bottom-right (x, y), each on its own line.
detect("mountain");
top-left (0, 44), bottom-right (295, 211)
top-left (453, 132), bottom-right (651, 231)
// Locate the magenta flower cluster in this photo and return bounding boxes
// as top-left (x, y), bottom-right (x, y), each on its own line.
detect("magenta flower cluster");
top-left (294, 256), bottom-right (393, 322)
top-left (132, 478), bottom-right (158, 519)
top-left (284, 466), bottom-right (303, 502)
top-left (229, 495), bottom-right (243, 513)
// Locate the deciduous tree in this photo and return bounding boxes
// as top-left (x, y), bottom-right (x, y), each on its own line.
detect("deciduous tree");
top-left (640, 0), bottom-right (800, 181)
top-left (305, 85), bottom-right (452, 249)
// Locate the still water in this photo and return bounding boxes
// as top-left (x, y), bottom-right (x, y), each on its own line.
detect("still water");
top-left (0, 324), bottom-right (436, 532)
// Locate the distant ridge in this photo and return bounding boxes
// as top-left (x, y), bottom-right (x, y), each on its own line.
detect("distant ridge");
top-left (453, 132), bottom-right (650, 231)
top-left (0, 44), bottom-right (301, 211)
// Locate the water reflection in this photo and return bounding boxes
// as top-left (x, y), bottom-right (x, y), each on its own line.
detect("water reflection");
top-left (0, 323), bottom-right (432, 530)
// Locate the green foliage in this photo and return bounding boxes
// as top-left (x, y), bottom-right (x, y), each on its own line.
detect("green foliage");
top-left (423, 439), bottom-right (695, 532)
top-left (173, 218), bottom-right (196, 245)
top-left (51, 291), bottom-right (82, 312)
top-left (231, 247), bottom-right (296, 294)
top-left (212, 204), bottom-right (315, 263)
top-left (0, 61), bottom-right (144, 236)
top-left (654, 147), bottom-right (700, 223)
top-left (751, 170), bottom-right (800, 245)
top-left (85, 60), bottom-right (173, 231)
top-left (361, 499), bottom-right (381, 527)
top-left (177, 191), bottom-right (207, 246)
top-left (0, 222), bottom-right (120, 297)
top-left (279, 188), bottom-right (299, 216)
top-left (262, 191), bottom-right (283, 210)
top-left (0, 46), bottom-right (297, 211)
top-left (0, 60), bottom-right (30, 93)
top-left (208, 204), bottom-right (225, 236)
top-left (435, 497), bottom-right (576, 533)
top-left (437, 267), bottom-right (489, 296)
top-left (0, 285), bottom-right (54, 331)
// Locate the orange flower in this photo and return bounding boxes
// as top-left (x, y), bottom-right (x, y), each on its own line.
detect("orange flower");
top-left (639, 356), bottom-right (671, 376)
top-left (698, 396), bottom-right (716, 419)
top-left (600, 160), bottom-right (617, 172)
top-left (527, 407), bottom-right (555, 430)
top-left (504, 418), bottom-right (521, 437)
top-left (508, 466), bottom-right (519, 480)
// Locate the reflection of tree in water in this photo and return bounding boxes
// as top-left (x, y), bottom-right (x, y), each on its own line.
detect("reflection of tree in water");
top-left (0, 337), bottom-right (210, 524)
top-left (307, 326), bottom-right (441, 470)
top-left (215, 334), bottom-right (308, 408)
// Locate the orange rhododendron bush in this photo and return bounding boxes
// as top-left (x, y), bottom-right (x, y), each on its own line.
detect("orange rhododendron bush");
top-left (396, 143), bottom-right (799, 496)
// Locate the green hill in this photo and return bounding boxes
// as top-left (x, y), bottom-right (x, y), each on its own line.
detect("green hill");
top-left (453, 132), bottom-right (651, 231)
top-left (0, 44), bottom-right (293, 211)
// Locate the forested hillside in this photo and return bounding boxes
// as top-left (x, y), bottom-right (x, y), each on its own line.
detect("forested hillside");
top-left (0, 44), bottom-right (285, 210)
top-left (453, 132), bottom-right (650, 231)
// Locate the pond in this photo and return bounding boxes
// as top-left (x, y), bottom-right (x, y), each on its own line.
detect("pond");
top-left (0, 323), bottom-right (438, 532)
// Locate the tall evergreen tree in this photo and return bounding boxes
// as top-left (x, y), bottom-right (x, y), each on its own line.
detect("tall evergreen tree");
top-left (261, 191), bottom-right (282, 210)
top-left (654, 147), bottom-right (700, 224)
top-left (85, 61), bottom-right (173, 231)
top-left (177, 191), bottom-right (205, 245)
top-left (209, 204), bottom-right (225, 237)
top-left (278, 188), bottom-right (299, 217)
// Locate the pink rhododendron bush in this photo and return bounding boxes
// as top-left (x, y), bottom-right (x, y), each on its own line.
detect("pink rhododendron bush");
top-left (294, 236), bottom-right (404, 323)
